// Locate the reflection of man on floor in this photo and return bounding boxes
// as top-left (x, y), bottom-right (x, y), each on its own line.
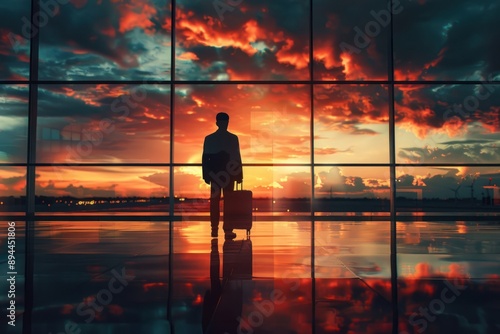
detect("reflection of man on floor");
top-left (202, 112), bottom-right (242, 239)
top-left (202, 239), bottom-right (244, 334)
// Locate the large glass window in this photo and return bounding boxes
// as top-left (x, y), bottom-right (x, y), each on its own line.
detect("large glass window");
top-left (1, 2), bottom-right (499, 333)
top-left (2, 1), bottom-right (497, 219)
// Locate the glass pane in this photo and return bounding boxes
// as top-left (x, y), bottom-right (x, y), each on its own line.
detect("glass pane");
top-left (315, 221), bottom-right (391, 278)
top-left (0, 85), bottom-right (29, 163)
top-left (171, 220), bottom-right (313, 332)
top-left (174, 84), bottom-right (310, 164)
top-left (0, 167), bottom-right (26, 214)
top-left (315, 220), bottom-right (392, 332)
top-left (397, 220), bottom-right (500, 279)
top-left (395, 85), bottom-right (500, 164)
top-left (32, 221), bottom-right (170, 333)
top-left (35, 167), bottom-right (169, 214)
top-left (316, 298), bottom-right (392, 333)
top-left (39, 0), bottom-right (172, 80)
top-left (314, 84), bottom-right (389, 163)
top-left (394, 0), bottom-right (500, 81)
top-left (396, 166), bottom-right (500, 214)
top-left (0, 0), bottom-right (30, 80)
top-left (313, 0), bottom-right (389, 80)
top-left (314, 166), bottom-right (390, 214)
top-left (176, 0), bottom-right (310, 80)
top-left (37, 84), bottom-right (170, 163)
top-left (175, 165), bottom-right (312, 217)
top-left (397, 219), bottom-right (500, 333)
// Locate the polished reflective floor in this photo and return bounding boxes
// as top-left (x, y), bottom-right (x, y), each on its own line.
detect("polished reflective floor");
top-left (1, 220), bottom-right (499, 333)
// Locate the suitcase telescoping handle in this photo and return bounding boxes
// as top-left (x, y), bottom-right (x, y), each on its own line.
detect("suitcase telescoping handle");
top-left (236, 181), bottom-right (243, 190)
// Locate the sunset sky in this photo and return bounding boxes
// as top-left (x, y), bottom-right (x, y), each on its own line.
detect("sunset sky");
top-left (0, 0), bottom-right (499, 202)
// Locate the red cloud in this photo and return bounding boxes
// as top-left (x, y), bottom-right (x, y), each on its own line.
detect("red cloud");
top-left (116, 0), bottom-right (158, 35)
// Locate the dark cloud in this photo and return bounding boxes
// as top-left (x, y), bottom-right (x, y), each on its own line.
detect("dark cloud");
top-left (35, 179), bottom-right (117, 198)
top-left (0, 171), bottom-right (26, 197)
top-left (0, 174), bottom-right (25, 187)
top-left (396, 167), bottom-right (500, 199)
top-left (37, 0), bottom-right (171, 80)
top-left (439, 139), bottom-right (494, 145)
top-left (140, 172), bottom-right (169, 189)
top-left (316, 167), bottom-right (375, 197)
top-left (0, 1), bottom-right (31, 80)
top-left (314, 85), bottom-right (389, 136)
top-left (313, 0), bottom-right (389, 80)
top-left (395, 84), bottom-right (500, 145)
top-left (398, 141), bottom-right (500, 163)
top-left (394, 0), bottom-right (500, 80)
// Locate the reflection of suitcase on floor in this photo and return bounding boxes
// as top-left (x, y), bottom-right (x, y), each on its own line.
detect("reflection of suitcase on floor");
top-left (223, 183), bottom-right (253, 236)
top-left (223, 238), bottom-right (253, 279)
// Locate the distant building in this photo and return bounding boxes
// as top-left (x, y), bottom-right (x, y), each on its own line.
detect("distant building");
top-left (483, 186), bottom-right (500, 205)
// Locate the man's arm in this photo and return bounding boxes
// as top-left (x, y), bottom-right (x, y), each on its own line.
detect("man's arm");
top-left (235, 136), bottom-right (243, 183)
top-left (202, 138), bottom-right (210, 184)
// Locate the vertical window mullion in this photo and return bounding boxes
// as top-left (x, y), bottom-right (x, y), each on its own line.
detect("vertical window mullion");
top-left (387, 0), bottom-right (399, 333)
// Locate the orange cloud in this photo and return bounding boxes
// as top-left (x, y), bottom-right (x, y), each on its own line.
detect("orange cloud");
top-left (178, 52), bottom-right (199, 61)
top-left (117, 0), bottom-right (158, 35)
top-left (275, 38), bottom-right (309, 69)
top-left (177, 17), bottom-right (263, 56)
top-left (176, 8), bottom-right (308, 72)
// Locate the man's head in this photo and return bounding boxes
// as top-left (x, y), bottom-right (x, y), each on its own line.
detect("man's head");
top-left (216, 112), bottom-right (229, 130)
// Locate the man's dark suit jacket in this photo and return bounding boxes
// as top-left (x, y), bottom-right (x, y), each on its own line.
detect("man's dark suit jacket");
top-left (202, 130), bottom-right (243, 184)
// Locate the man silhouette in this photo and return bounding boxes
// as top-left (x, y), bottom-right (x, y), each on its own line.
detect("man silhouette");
top-left (202, 112), bottom-right (242, 239)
